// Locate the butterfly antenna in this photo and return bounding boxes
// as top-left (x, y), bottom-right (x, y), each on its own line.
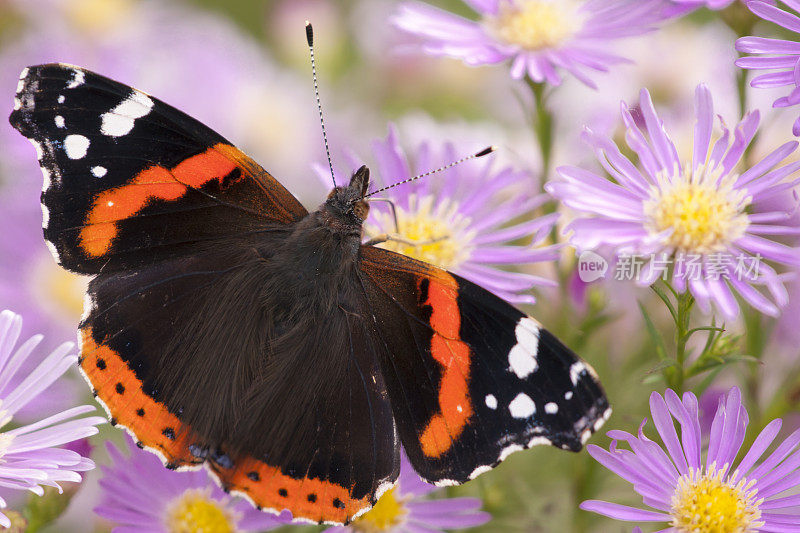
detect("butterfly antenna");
top-left (364, 146), bottom-right (496, 198)
top-left (306, 21), bottom-right (336, 187)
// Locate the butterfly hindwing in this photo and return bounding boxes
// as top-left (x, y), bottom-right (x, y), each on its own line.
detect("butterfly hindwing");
top-left (80, 236), bottom-right (398, 524)
top-left (10, 64), bottom-right (307, 274)
top-left (357, 246), bottom-right (611, 485)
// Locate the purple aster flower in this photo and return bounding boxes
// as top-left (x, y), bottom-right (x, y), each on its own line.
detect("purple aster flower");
top-left (547, 84), bottom-right (800, 319)
top-left (582, 387), bottom-right (800, 531)
top-left (736, 0), bottom-right (800, 136)
top-left (316, 125), bottom-right (560, 304)
top-left (325, 452), bottom-right (490, 533)
top-left (95, 437), bottom-right (291, 532)
top-left (663, 0), bottom-right (738, 17)
top-left (0, 310), bottom-right (103, 528)
top-left (391, 0), bottom-right (664, 88)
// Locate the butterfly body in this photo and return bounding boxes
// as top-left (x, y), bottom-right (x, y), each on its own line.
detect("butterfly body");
top-left (10, 63), bottom-right (610, 525)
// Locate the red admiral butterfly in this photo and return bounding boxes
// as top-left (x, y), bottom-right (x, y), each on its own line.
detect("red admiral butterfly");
top-left (9, 28), bottom-right (610, 525)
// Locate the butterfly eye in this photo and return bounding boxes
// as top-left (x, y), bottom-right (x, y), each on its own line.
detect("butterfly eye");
top-left (353, 200), bottom-right (369, 221)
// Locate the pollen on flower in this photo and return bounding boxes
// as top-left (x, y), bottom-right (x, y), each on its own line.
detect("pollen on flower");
top-left (670, 464), bottom-right (764, 533)
top-left (65, 0), bottom-right (133, 33)
top-left (487, 0), bottom-right (580, 51)
top-left (30, 257), bottom-right (88, 321)
top-left (352, 487), bottom-right (407, 532)
top-left (165, 488), bottom-right (237, 533)
top-left (643, 164), bottom-right (751, 254)
top-left (366, 194), bottom-right (475, 270)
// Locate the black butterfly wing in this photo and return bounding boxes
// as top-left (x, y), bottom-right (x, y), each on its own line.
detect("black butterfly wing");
top-left (11, 64), bottom-right (397, 524)
top-left (357, 245), bottom-right (611, 485)
top-left (10, 63), bottom-right (307, 274)
top-left (80, 241), bottom-right (398, 524)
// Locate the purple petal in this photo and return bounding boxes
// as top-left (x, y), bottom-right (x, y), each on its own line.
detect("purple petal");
top-left (579, 500), bottom-right (670, 522)
top-left (649, 392), bottom-right (689, 475)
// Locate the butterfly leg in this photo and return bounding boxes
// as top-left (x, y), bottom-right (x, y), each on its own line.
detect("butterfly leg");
top-left (366, 198), bottom-right (400, 233)
top-left (363, 233), bottom-right (449, 247)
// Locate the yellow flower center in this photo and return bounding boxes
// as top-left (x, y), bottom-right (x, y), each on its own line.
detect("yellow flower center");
top-left (65, 0), bottom-right (133, 34)
top-left (366, 195), bottom-right (475, 270)
top-left (670, 465), bottom-right (763, 533)
top-left (352, 488), bottom-right (406, 532)
top-left (487, 0), bottom-right (580, 51)
top-left (30, 256), bottom-right (88, 324)
top-left (643, 164), bottom-right (750, 254)
top-left (165, 489), bottom-right (237, 533)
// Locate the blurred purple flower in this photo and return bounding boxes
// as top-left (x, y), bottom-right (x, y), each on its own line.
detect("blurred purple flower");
top-left (391, 0), bottom-right (664, 88)
top-left (0, 310), bottom-right (103, 528)
top-left (736, 0), bottom-right (800, 136)
top-left (317, 125), bottom-right (560, 304)
top-left (326, 452), bottom-right (490, 532)
top-left (95, 437), bottom-right (291, 532)
top-left (582, 387), bottom-right (800, 532)
top-left (547, 84), bottom-right (800, 319)
top-left (663, 0), bottom-right (738, 17)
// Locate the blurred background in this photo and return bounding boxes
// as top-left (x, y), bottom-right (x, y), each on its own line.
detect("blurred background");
top-left (1, 0), bottom-right (799, 531)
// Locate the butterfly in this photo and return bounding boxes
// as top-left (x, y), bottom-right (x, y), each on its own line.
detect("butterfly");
top-left (10, 60), bottom-right (610, 525)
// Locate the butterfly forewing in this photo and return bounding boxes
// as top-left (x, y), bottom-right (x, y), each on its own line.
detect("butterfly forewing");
top-left (10, 63), bottom-right (307, 273)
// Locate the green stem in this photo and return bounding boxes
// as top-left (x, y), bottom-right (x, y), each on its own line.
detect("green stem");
top-left (736, 66), bottom-right (749, 121)
top-left (674, 289), bottom-right (695, 393)
top-left (525, 77), bottom-right (554, 183)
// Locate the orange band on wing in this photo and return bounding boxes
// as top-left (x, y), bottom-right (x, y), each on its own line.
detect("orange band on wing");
top-left (210, 457), bottom-right (371, 524)
top-left (79, 143), bottom-right (240, 257)
top-left (79, 327), bottom-right (203, 467)
top-left (418, 274), bottom-right (473, 458)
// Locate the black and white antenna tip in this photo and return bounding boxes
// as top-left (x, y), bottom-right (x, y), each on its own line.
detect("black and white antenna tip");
top-left (475, 145), bottom-right (497, 158)
top-left (305, 21), bottom-right (314, 47)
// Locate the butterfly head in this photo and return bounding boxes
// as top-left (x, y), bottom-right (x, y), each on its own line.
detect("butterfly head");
top-left (325, 165), bottom-right (371, 225)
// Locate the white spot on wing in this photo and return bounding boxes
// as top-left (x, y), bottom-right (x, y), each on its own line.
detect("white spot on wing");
top-left (508, 393), bottom-right (536, 419)
top-left (81, 293), bottom-right (94, 322)
top-left (508, 345), bottom-right (537, 379)
top-left (19, 67), bottom-right (29, 80)
top-left (64, 134), bottom-right (90, 159)
top-left (433, 478), bottom-right (459, 487)
top-left (41, 167), bottom-right (51, 191)
top-left (91, 166), bottom-right (107, 178)
top-left (13, 97), bottom-right (21, 111)
top-left (375, 480), bottom-right (395, 501)
top-left (468, 465), bottom-right (492, 480)
top-left (544, 402), bottom-right (558, 415)
top-left (101, 92), bottom-right (154, 137)
top-left (66, 69), bottom-right (85, 88)
top-left (570, 362), bottom-right (587, 386)
top-left (41, 203), bottom-right (49, 228)
top-left (564, 391), bottom-right (573, 400)
top-left (29, 139), bottom-right (43, 160)
top-left (45, 241), bottom-right (60, 263)
top-left (16, 78), bottom-right (24, 93)
top-left (58, 95), bottom-right (65, 104)
top-left (527, 436), bottom-right (551, 448)
top-left (54, 115), bottom-right (65, 128)
top-left (508, 317), bottom-right (540, 378)
top-left (485, 394), bottom-right (497, 410)
top-left (498, 444), bottom-right (523, 462)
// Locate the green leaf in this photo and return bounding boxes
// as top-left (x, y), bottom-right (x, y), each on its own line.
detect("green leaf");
top-left (650, 284), bottom-right (678, 324)
top-left (681, 326), bottom-right (726, 344)
top-left (638, 301), bottom-right (669, 362)
top-left (23, 486), bottom-right (75, 533)
top-left (686, 353), bottom-right (760, 379)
